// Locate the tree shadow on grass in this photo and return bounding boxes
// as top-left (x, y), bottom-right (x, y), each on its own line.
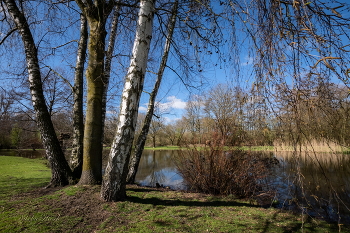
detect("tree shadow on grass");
top-left (126, 188), bottom-right (257, 208)
top-left (127, 187), bottom-right (162, 193)
top-left (0, 177), bottom-right (63, 204)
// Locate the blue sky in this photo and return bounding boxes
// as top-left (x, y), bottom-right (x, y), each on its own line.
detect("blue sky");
top-left (2, 1), bottom-right (349, 124)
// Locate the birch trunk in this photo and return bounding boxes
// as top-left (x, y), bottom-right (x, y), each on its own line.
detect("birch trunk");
top-left (70, 14), bottom-right (88, 179)
top-left (4, 0), bottom-right (73, 186)
top-left (101, 0), bottom-right (156, 202)
top-left (127, 0), bottom-right (178, 184)
top-left (101, 5), bottom-right (121, 144)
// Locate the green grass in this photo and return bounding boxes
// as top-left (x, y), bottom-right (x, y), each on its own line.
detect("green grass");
top-left (238, 145), bottom-right (275, 151)
top-left (0, 156), bottom-right (51, 197)
top-left (0, 156), bottom-right (347, 232)
top-left (143, 146), bottom-right (181, 150)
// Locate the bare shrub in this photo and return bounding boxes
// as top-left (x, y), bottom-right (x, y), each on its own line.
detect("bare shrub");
top-left (176, 146), bottom-right (275, 198)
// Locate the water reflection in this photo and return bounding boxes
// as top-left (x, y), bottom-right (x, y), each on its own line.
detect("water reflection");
top-left (134, 150), bottom-right (184, 190)
top-left (273, 151), bottom-right (350, 222)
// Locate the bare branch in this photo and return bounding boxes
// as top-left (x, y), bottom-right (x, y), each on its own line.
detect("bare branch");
top-left (0, 27), bottom-right (17, 45)
top-left (312, 57), bottom-right (341, 70)
top-left (51, 40), bottom-right (78, 51)
top-left (43, 65), bottom-right (74, 91)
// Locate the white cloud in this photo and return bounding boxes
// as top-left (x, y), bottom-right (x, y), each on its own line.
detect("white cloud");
top-left (162, 96), bottom-right (187, 110)
top-left (241, 56), bottom-right (254, 66)
top-left (138, 106), bottom-right (148, 112)
top-left (163, 116), bottom-right (182, 124)
top-left (138, 96), bottom-right (187, 123)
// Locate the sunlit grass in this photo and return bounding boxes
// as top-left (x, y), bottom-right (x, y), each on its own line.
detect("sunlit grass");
top-left (0, 156), bottom-right (51, 197)
top-left (143, 146), bottom-right (181, 150)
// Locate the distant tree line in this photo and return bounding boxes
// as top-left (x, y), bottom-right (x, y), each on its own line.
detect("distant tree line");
top-left (2, 80), bottom-right (349, 150)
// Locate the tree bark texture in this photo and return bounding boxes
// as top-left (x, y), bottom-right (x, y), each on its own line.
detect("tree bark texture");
top-left (75, 1), bottom-right (114, 185)
top-left (101, 5), bottom-right (121, 144)
top-left (127, 0), bottom-right (178, 184)
top-left (101, 0), bottom-right (156, 201)
top-left (4, 0), bottom-right (73, 186)
top-left (70, 14), bottom-right (88, 179)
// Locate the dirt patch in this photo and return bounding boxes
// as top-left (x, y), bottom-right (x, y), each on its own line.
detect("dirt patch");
top-left (54, 186), bottom-right (108, 227)
top-left (14, 185), bottom-right (114, 230)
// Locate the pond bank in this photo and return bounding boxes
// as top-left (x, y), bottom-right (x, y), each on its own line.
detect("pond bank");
top-left (0, 156), bottom-right (347, 232)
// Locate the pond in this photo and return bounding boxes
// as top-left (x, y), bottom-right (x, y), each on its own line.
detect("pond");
top-left (269, 151), bottom-right (350, 223)
top-left (133, 150), bottom-right (350, 223)
top-left (1, 148), bottom-right (349, 223)
top-left (133, 150), bottom-right (185, 189)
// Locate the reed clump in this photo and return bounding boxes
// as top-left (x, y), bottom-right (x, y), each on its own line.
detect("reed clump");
top-left (274, 139), bottom-right (349, 153)
top-left (176, 145), bottom-right (275, 198)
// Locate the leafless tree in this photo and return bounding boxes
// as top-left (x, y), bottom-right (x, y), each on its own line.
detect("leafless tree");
top-left (101, 0), bottom-right (156, 201)
top-left (126, 0), bottom-right (178, 184)
top-left (3, 0), bottom-right (74, 186)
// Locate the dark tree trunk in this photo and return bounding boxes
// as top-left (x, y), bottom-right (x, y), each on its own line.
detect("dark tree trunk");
top-left (4, 0), bottom-right (73, 186)
top-left (70, 14), bottom-right (88, 179)
top-left (101, 5), bottom-right (121, 141)
top-left (74, 1), bottom-right (114, 185)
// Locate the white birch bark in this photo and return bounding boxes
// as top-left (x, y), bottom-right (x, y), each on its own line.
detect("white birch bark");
top-left (127, 0), bottom-right (178, 184)
top-left (101, 0), bottom-right (156, 201)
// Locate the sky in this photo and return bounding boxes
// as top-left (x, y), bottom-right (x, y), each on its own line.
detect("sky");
top-left (136, 2), bottom-right (254, 123)
top-left (2, 1), bottom-right (349, 124)
top-left (141, 0), bottom-right (350, 124)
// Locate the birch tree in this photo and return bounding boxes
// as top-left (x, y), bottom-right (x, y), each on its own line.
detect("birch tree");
top-left (70, 14), bottom-right (88, 178)
top-left (3, 0), bottom-right (74, 186)
top-left (126, 0), bottom-right (178, 184)
top-left (101, 0), bottom-right (156, 201)
top-left (102, 4), bottom-right (121, 144)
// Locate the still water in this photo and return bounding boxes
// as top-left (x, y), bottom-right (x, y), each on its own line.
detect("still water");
top-left (133, 150), bottom-right (184, 189)
top-left (1, 149), bottom-right (349, 222)
top-left (136, 150), bottom-right (350, 223)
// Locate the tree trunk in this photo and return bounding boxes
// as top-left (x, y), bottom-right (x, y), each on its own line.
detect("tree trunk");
top-left (127, 0), bottom-right (178, 184)
top-left (75, 1), bottom-right (114, 185)
top-left (4, 0), bottom-right (73, 186)
top-left (101, 0), bottom-right (156, 202)
top-left (79, 21), bottom-right (106, 185)
top-left (101, 5), bottom-right (121, 145)
top-left (70, 14), bottom-right (88, 179)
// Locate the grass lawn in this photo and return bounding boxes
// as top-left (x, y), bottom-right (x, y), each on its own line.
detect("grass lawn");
top-left (0, 156), bottom-right (347, 232)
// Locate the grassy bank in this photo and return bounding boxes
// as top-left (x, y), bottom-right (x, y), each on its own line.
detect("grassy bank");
top-left (0, 156), bottom-right (347, 232)
top-left (143, 146), bottom-right (181, 150)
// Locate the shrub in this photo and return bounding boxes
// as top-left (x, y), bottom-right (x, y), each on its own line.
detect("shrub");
top-left (176, 146), bottom-right (275, 198)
